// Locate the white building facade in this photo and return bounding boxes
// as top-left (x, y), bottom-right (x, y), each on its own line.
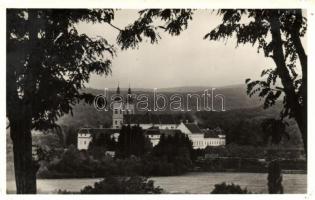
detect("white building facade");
top-left (177, 122), bottom-right (226, 149)
top-left (77, 129), bottom-right (93, 150)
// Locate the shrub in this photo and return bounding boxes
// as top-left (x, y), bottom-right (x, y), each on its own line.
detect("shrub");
top-left (57, 189), bottom-right (77, 194)
top-left (211, 182), bottom-right (249, 194)
top-left (81, 176), bottom-right (163, 194)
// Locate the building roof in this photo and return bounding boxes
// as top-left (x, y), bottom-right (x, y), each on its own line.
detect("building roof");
top-left (123, 113), bottom-right (182, 125)
top-left (202, 127), bottom-right (225, 138)
top-left (160, 129), bottom-right (182, 137)
top-left (203, 130), bottom-right (219, 138)
top-left (184, 123), bottom-right (203, 134)
top-left (144, 126), bottom-right (183, 137)
top-left (78, 128), bottom-right (119, 136)
top-left (144, 126), bottom-right (161, 135)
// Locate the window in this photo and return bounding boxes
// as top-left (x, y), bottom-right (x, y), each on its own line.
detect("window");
top-left (114, 109), bottom-right (118, 114)
top-left (84, 141), bottom-right (86, 145)
top-left (115, 120), bottom-right (117, 125)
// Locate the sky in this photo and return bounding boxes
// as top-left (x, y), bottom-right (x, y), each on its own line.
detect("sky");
top-left (76, 9), bottom-right (303, 89)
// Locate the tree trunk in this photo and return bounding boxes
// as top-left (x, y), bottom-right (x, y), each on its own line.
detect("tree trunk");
top-left (7, 10), bottom-right (40, 194)
top-left (269, 11), bottom-right (307, 156)
top-left (10, 10), bottom-right (40, 194)
top-left (291, 9), bottom-right (307, 157)
top-left (10, 119), bottom-right (39, 194)
top-left (291, 9), bottom-right (307, 73)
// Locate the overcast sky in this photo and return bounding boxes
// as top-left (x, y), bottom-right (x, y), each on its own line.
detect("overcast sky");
top-left (76, 9), bottom-right (304, 89)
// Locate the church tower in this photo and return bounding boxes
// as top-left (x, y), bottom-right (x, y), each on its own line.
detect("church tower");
top-left (125, 85), bottom-right (135, 115)
top-left (112, 84), bottom-right (124, 129)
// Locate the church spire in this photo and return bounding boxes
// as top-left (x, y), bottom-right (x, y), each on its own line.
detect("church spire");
top-left (116, 82), bottom-right (120, 94)
top-left (127, 83), bottom-right (133, 103)
top-left (128, 84), bottom-right (131, 95)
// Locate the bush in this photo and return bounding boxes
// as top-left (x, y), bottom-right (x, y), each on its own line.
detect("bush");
top-left (57, 189), bottom-right (78, 194)
top-left (211, 182), bottom-right (250, 194)
top-left (81, 176), bottom-right (163, 194)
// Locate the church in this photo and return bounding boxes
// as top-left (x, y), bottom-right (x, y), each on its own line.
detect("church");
top-left (77, 85), bottom-right (226, 150)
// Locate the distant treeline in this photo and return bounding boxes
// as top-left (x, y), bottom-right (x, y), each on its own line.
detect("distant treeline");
top-left (195, 158), bottom-right (306, 173)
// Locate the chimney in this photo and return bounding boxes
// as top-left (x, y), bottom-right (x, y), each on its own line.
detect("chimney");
top-left (99, 124), bottom-right (104, 129)
top-left (194, 120), bottom-right (198, 125)
top-left (186, 120), bottom-right (189, 124)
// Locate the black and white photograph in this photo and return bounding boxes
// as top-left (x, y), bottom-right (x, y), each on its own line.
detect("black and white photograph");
top-left (3, 1), bottom-right (314, 197)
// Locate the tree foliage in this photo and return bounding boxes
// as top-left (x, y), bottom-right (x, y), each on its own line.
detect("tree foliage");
top-left (261, 118), bottom-right (289, 144)
top-left (153, 132), bottom-right (193, 160)
top-left (88, 133), bottom-right (117, 159)
top-left (117, 9), bottom-right (193, 49)
top-left (81, 176), bottom-right (163, 194)
top-left (7, 9), bottom-right (116, 130)
top-left (116, 125), bottom-right (152, 158)
top-left (144, 132), bottom-right (193, 175)
top-left (204, 9), bottom-right (307, 118)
